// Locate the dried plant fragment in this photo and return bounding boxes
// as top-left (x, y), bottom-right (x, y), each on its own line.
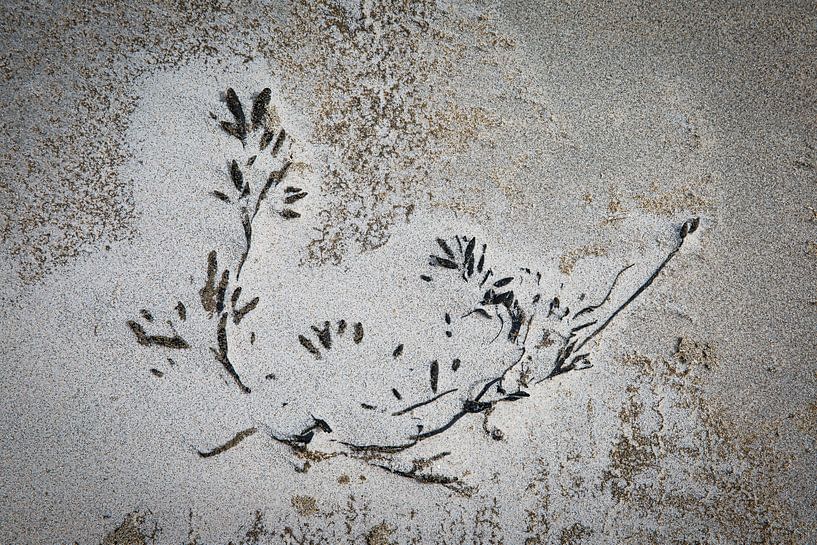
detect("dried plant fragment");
top-left (311, 321), bottom-right (332, 349)
top-left (233, 297), bottom-right (260, 325)
top-left (230, 160), bottom-right (244, 192)
top-left (430, 360), bottom-right (439, 393)
top-left (436, 238), bottom-right (454, 258)
top-left (200, 251), bottom-right (218, 314)
top-left (298, 335), bottom-right (321, 360)
top-left (212, 313), bottom-right (251, 393)
top-left (225, 88), bottom-right (246, 141)
top-left (259, 129), bottom-right (275, 150)
top-left (271, 129), bottom-right (286, 156)
top-left (215, 268), bottom-right (230, 314)
top-left (212, 190), bottom-right (230, 203)
top-left (127, 321), bottom-right (189, 349)
top-left (429, 255), bottom-right (458, 269)
top-left (284, 191), bottom-right (308, 204)
top-left (251, 88), bottom-right (271, 130)
top-left (198, 427), bottom-right (257, 458)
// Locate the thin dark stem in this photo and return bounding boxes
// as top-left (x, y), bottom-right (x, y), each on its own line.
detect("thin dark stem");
top-left (392, 388), bottom-right (458, 416)
top-left (197, 427), bottom-right (257, 458)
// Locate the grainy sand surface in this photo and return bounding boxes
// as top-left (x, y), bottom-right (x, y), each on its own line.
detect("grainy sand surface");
top-left (1, 1), bottom-right (816, 543)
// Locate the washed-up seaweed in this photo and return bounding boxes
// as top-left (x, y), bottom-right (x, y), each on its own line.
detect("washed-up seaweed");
top-left (298, 335), bottom-right (321, 360)
top-left (271, 129), bottom-right (286, 156)
top-left (132, 86), bottom-right (703, 494)
top-left (197, 427), bottom-right (258, 458)
top-left (235, 211), bottom-right (252, 279)
top-left (370, 455), bottom-right (475, 497)
top-left (392, 388), bottom-right (458, 416)
top-left (199, 250), bottom-right (218, 314)
top-left (128, 320), bottom-right (190, 349)
top-left (233, 296), bottom-right (259, 325)
top-left (573, 264), bottom-right (634, 319)
top-left (215, 268), bottom-right (230, 313)
top-left (251, 88), bottom-right (271, 130)
top-left (211, 312), bottom-right (251, 393)
top-left (224, 88), bottom-right (246, 142)
top-left (311, 321), bottom-right (332, 349)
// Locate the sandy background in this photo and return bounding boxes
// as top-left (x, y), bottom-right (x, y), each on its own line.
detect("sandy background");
top-left (1, 0), bottom-right (816, 543)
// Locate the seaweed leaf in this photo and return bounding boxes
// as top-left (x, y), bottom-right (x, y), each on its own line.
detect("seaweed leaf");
top-left (251, 88), bottom-right (271, 130)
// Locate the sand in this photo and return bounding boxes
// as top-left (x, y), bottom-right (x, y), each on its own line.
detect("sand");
top-left (1, 1), bottom-right (816, 543)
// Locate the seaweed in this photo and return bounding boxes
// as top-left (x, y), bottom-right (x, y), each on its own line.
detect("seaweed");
top-left (251, 88), bottom-right (271, 130)
top-left (298, 335), bottom-right (321, 360)
top-left (311, 321), bottom-right (332, 349)
top-left (225, 88), bottom-right (246, 141)
top-left (199, 250), bottom-right (218, 314)
top-left (233, 296), bottom-right (259, 325)
top-left (197, 427), bottom-right (258, 458)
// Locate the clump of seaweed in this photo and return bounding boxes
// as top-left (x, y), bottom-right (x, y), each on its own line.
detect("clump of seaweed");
top-left (128, 88), bottom-right (306, 390)
top-left (126, 86), bottom-right (702, 497)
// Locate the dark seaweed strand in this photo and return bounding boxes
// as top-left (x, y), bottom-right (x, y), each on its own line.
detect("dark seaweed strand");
top-left (197, 427), bottom-right (257, 458)
top-left (570, 219), bottom-right (696, 357)
top-left (413, 350), bottom-right (526, 442)
top-left (573, 263), bottom-right (634, 319)
top-left (311, 321), bottom-right (332, 349)
top-left (251, 88), bottom-right (271, 130)
top-left (436, 238), bottom-right (454, 258)
top-left (430, 360), bottom-right (439, 393)
top-left (212, 312), bottom-right (251, 393)
top-left (200, 250), bottom-right (218, 314)
top-left (369, 462), bottom-right (473, 497)
top-left (127, 321), bottom-right (190, 349)
top-left (298, 335), bottom-right (321, 359)
top-left (235, 209), bottom-right (252, 280)
top-left (233, 297), bottom-right (259, 325)
top-left (338, 439), bottom-right (417, 454)
top-left (253, 161), bottom-right (291, 221)
top-left (391, 388), bottom-right (458, 416)
top-left (225, 88), bottom-right (246, 140)
top-left (271, 129), bottom-right (287, 156)
top-left (230, 160), bottom-right (244, 192)
top-left (215, 268), bottom-right (230, 313)
top-left (353, 322), bottom-right (364, 344)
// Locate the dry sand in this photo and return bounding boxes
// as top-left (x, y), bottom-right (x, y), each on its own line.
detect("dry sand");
top-left (1, 1), bottom-right (816, 543)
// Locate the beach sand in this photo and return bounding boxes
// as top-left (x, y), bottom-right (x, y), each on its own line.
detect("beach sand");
top-left (1, 1), bottom-right (816, 543)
